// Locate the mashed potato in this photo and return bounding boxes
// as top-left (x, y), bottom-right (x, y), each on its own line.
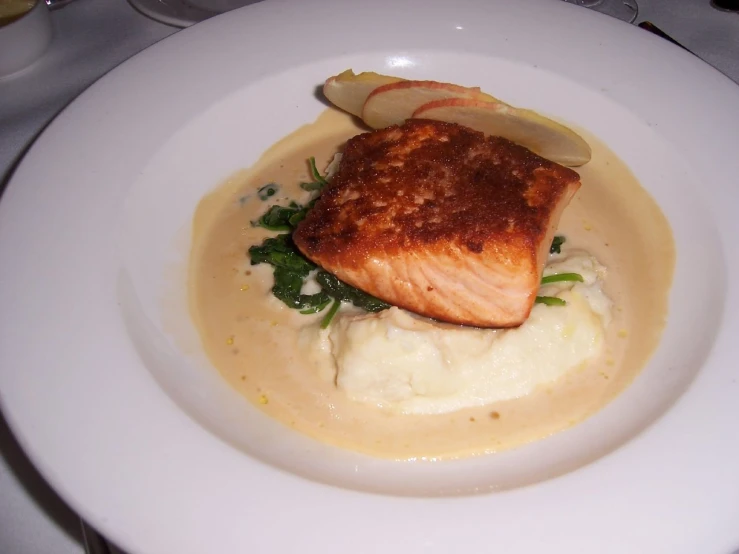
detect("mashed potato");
top-left (322, 251), bottom-right (611, 415)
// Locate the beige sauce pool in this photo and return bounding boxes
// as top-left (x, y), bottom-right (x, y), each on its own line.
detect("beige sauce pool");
top-left (189, 109), bottom-right (675, 460)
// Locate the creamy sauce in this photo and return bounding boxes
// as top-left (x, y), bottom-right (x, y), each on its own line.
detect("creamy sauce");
top-left (189, 108), bottom-right (675, 460)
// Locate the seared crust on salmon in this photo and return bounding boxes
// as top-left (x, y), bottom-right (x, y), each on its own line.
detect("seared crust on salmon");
top-left (293, 119), bottom-right (581, 327)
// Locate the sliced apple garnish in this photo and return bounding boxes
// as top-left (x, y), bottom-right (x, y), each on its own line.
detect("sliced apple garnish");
top-left (323, 70), bottom-right (405, 118)
top-left (412, 98), bottom-right (591, 166)
top-left (361, 80), bottom-right (501, 130)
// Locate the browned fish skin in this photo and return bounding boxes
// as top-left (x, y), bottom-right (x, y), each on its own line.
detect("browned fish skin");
top-left (293, 119), bottom-right (581, 327)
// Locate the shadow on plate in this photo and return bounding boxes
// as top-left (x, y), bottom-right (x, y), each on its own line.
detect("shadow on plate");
top-left (0, 409), bottom-right (83, 548)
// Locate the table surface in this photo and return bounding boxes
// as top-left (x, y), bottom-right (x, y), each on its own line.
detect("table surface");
top-left (1, 1), bottom-right (738, 553)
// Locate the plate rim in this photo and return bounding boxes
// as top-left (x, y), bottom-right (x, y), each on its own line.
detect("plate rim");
top-left (1, 0), bottom-right (739, 553)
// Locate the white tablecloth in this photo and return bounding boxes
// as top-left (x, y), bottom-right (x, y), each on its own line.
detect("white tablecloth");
top-left (0, 1), bottom-right (737, 552)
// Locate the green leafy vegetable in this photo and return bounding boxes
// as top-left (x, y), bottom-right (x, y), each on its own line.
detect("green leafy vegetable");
top-left (535, 271), bottom-right (583, 307)
top-left (316, 271), bottom-right (391, 312)
top-left (535, 296), bottom-right (567, 306)
top-left (288, 198), bottom-right (317, 227)
top-left (272, 267), bottom-right (331, 311)
top-left (320, 299), bottom-right (342, 329)
top-left (540, 272), bottom-right (584, 285)
top-left (287, 210), bottom-right (307, 226)
top-left (248, 234), bottom-right (315, 276)
top-left (248, 157), bottom-right (391, 326)
top-left (309, 157), bottom-right (327, 185)
top-left (257, 183), bottom-right (280, 200)
top-left (299, 181), bottom-right (324, 192)
top-left (301, 297), bottom-right (332, 314)
top-left (550, 236), bottom-right (565, 254)
top-left (248, 235), bottom-right (389, 317)
top-left (300, 157), bottom-right (328, 192)
top-left (255, 203), bottom-right (304, 231)
top-left (248, 235), bottom-right (330, 312)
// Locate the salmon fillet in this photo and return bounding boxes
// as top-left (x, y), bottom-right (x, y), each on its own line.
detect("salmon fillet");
top-left (293, 119), bottom-right (581, 327)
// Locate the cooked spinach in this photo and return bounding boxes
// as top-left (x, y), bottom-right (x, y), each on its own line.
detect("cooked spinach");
top-left (320, 299), bottom-right (342, 329)
top-left (550, 236), bottom-right (565, 254)
top-left (248, 166), bottom-right (390, 326)
top-left (249, 235), bottom-right (330, 312)
top-left (535, 296), bottom-right (567, 306)
top-left (537, 237), bottom-right (579, 307)
top-left (249, 234), bottom-right (389, 318)
top-left (300, 181), bottom-right (324, 192)
top-left (535, 271), bottom-right (583, 307)
top-left (316, 271), bottom-right (391, 312)
top-left (288, 199), bottom-right (317, 227)
top-left (257, 183), bottom-right (280, 200)
top-left (300, 157), bottom-right (329, 192)
top-left (309, 156), bottom-right (328, 185)
top-left (272, 267), bottom-right (331, 311)
top-left (255, 202), bottom-right (304, 231)
top-left (248, 234), bottom-right (315, 275)
top-left (540, 272), bottom-right (584, 285)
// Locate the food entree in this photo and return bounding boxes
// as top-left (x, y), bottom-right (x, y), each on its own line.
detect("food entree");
top-left (188, 70), bottom-right (674, 459)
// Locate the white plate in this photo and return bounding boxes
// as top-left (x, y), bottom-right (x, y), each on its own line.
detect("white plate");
top-left (1, 0), bottom-right (738, 552)
top-left (128, 0), bottom-right (262, 27)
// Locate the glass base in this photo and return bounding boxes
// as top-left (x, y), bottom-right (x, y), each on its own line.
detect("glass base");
top-left (561, 0), bottom-right (639, 23)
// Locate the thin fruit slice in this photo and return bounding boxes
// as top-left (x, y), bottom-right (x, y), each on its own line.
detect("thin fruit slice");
top-left (323, 70), bottom-right (405, 118)
top-left (361, 80), bottom-right (501, 129)
top-left (412, 98), bottom-right (591, 166)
